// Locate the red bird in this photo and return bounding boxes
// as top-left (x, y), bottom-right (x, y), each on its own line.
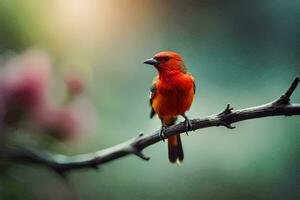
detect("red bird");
top-left (144, 52), bottom-right (195, 163)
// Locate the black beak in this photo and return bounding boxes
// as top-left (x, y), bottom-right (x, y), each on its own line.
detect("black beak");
top-left (143, 58), bottom-right (159, 66)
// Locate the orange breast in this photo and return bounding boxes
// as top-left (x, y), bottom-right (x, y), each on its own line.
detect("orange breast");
top-left (152, 74), bottom-right (194, 118)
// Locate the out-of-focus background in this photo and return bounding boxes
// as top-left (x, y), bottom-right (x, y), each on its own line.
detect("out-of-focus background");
top-left (0, 0), bottom-right (299, 199)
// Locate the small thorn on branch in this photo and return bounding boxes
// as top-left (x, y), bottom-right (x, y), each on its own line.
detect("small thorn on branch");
top-left (284, 77), bottom-right (299, 99)
top-left (138, 132), bottom-right (144, 137)
top-left (218, 104), bottom-right (234, 116)
top-left (217, 104), bottom-right (235, 129)
top-left (133, 149), bottom-right (150, 161)
top-left (128, 133), bottom-right (150, 161)
top-left (55, 168), bottom-right (69, 178)
top-left (133, 132), bottom-right (144, 143)
top-left (218, 120), bottom-right (236, 129)
top-left (91, 164), bottom-right (99, 170)
top-left (275, 77), bottom-right (299, 105)
top-left (127, 146), bottom-right (150, 160)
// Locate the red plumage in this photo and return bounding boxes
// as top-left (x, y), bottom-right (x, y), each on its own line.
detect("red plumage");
top-left (145, 52), bottom-right (195, 163)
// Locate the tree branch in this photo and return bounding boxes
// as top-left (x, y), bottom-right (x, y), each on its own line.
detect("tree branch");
top-left (2, 77), bottom-right (300, 175)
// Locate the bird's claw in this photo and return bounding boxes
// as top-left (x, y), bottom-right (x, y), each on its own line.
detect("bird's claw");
top-left (159, 126), bottom-right (167, 142)
top-left (183, 115), bottom-right (193, 136)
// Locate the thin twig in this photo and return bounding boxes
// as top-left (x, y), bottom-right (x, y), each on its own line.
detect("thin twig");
top-left (2, 77), bottom-right (300, 174)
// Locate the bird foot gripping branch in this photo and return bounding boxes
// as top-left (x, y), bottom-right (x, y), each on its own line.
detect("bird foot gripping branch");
top-left (182, 114), bottom-right (193, 135)
top-left (158, 126), bottom-right (167, 142)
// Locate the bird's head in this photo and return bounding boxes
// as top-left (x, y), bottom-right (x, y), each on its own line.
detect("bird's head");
top-left (143, 52), bottom-right (187, 74)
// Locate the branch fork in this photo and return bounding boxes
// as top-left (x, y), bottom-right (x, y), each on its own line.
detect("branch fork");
top-left (128, 133), bottom-right (150, 161)
top-left (273, 77), bottom-right (299, 106)
top-left (217, 104), bottom-right (235, 129)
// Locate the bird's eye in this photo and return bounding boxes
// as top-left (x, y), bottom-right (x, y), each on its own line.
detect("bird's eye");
top-left (164, 56), bottom-right (170, 62)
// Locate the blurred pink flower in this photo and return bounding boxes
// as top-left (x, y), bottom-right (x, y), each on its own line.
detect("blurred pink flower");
top-left (33, 105), bottom-right (80, 140)
top-left (0, 49), bottom-right (85, 140)
top-left (64, 75), bottom-right (85, 97)
top-left (5, 73), bottom-right (46, 110)
top-left (1, 50), bottom-right (51, 124)
top-left (0, 86), bottom-right (6, 129)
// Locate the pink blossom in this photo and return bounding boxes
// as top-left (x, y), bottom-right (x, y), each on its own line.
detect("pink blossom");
top-left (1, 50), bottom-right (51, 124)
top-left (0, 50), bottom-right (84, 140)
top-left (33, 105), bottom-right (80, 140)
top-left (64, 75), bottom-right (85, 97)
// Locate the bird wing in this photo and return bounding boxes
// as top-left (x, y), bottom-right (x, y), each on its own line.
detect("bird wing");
top-left (193, 79), bottom-right (196, 94)
top-left (188, 72), bottom-right (196, 94)
top-left (149, 77), bottom-right (158, 118)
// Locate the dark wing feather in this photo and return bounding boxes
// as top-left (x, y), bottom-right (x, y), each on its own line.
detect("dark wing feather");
top-left (187, 72), bottom-right (196, 95)
top-left (193, 80), bottom-right (196, 94)
top-left (149, 83), bottom-right (157, 118)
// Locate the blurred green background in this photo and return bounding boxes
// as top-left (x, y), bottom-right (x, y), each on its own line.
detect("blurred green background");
top-left (0, 0), bottom-right (299, 199)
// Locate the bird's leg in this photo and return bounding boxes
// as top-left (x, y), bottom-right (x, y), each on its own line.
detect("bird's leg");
top-left (159, 125), bottom-right (167, 142)
top-left (182, 114), bottom-right (193, 135)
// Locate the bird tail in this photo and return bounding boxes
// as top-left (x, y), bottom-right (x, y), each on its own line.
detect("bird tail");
top-left (168, 134), bottom-right (184, 164)
top-left (164, 117), bottom-right (184, 164)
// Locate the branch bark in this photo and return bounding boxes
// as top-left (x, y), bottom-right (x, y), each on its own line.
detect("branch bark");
top-left (2, 77), bottom-right (300, 175)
